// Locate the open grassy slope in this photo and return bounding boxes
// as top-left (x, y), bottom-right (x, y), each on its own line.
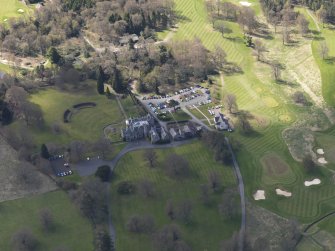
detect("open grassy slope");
top-left (0, 191), bottom-right (94, 251)
top-left (169, 0), bottom-right (335, 224)
top-left (0, 0), bottom-right (32, 22)
top-left (21, 84), bottom-right (124, 145)
top-left (111, 141), bottom-right (239, 251)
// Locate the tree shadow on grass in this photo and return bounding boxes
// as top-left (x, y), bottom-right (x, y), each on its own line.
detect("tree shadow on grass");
top-left (275, 79), bottom-right (299, 87)
top-left (225, 36), bottom-right (244, 43)
top-left (324, 57), bottom-right (335, 64)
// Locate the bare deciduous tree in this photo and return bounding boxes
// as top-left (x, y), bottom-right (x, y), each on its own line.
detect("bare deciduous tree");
top-left (254, 39), bottom-right (266, 61)
top-left (143, 149), bottom-right (157, 168)
top-left (126, 214), bottom-right (155, 233)
top-left (224, 94), bottom-right (238, 114)
top-left (297, 14), bottom-right (309, 35)
top-left (11, 228), bottom-right (37, 251)
top-left (93, 137), bottom-right (113, 159)
top-left (176, 199), bottom-right (193, 223)
top-left (163, 153), bottom-right (190, 179)
top-left (208, 171), bottom-right (221, 192)
top-left (138, 179), bottom-right (155, 198)
top-left (39, 208), bottom-right (54, 232)
top-left (165, 199), bottom-right (175, 220)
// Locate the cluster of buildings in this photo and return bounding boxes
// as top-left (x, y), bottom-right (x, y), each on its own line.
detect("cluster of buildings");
top-left (121, 114), bottom-right (201, 144)
top-left (121, 114), bottom-right (169, 144)
top-left (214, 113), bottom-right (231, 131)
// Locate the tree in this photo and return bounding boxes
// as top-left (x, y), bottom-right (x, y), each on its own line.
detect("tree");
top-left (117, 181), bottom-right (136, 195)
top-left (210, 45), bottom-right (227, 70)
top-left (224, 94), bottom-right (238, 114)
top-left (297, 14), bottom-right (309, 35)
top-left (97, 66), bottom-right (105, 95)
top-left (94, 229), bottom-right (114, 251)
top-left (319, 41), bottom-right (329, 60)
top-left (271, 60), bottom-right (281, 81)
top-left (163, 153), bottom-right (190, 179)
top-left (11, 228), bottom-right (37, 251)
top-left (126, 215), bottom-right (155, 233)
top-left (219, 188), bottom-right (238, 219)
top-left (302, 155), bottom-right (317, 173)
top-left (214, 20), bottom-right (231, 38)
top-left (143, 149), bottom-right (157, 168)
top-left (316, 5), bottom-right (327, 27)
top-left (238, 111), bottom-right (253, 135)
top-left (95, 165), bottom-right (112, 182)
top-left (254, 39), bottom-right (266, 61)
top-left (208, 171), bottom-right (221, 192)
top-left (110, 66), bottom-right (124, 93)
top-left (16, 162), bottom-right (42, 189)
top-left (153, 224), bottom-right (191, 251)
top-left (47, 47), bottom-right (62, 65)
top-left (41, 144), bottom-right (50, 159)
top-left (199, 184), bottom-right (211, 206)
top-left (165, 199), bottom-right (175, 220)
top-left (168, 99), bottom-right (179, 112)
top-left (93, 137), bottom-right (113, 159)
top-left (138, 179), bottom-right (155, 198)
top-left (176, 199), bottom-right (193, 223)
top-left (39, 208), bottom-right (54, 232)
top-left (71, 178), bottom-right (108, 225)
top-left (292, 91), bottom-right (308, 105)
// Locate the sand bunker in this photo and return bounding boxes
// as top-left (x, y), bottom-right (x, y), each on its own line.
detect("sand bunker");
top-left (318, 157), bottom-right (328, 164)
top-left (240, 1), bottom-right (252, 6)
top-left (317, 148), bottom-right (324, 155)
top-left (17, 9), bottom-right (25, 14)
top-left (253, 190), bottom-right (265, 200)
top-left (276, 188), bottom-right (292, 197)
top-left (304, 178), bottom-right (321, 187)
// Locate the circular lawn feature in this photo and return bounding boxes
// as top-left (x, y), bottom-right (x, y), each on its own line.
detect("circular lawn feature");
top-left (261, 153), bottom-right (296, 185)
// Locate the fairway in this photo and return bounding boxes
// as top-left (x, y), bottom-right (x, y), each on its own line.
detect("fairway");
top-left (169, 0), bottom-right (335, 225)
top-left (111, 141), bottom-right (239, 251)
top-left (0, 191), bottom-right (94, 251)
top-left (0, 0), bottom-right (32, 21)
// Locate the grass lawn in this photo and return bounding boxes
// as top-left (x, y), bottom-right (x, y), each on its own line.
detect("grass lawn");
top-left (170, 0), bottom-right (335, 224)
top-left (0, 0), bottom-right (33, 22)
top-left (297, 7), bottom-right (335, 106)
top-left (312, 28), bottom-right (335, 106)
top-left (110, 141), bottom-right (239, 251)
top-left (20, 84), bottom-right (124, 145)
top-left (0, 191), bottom-right (94, 251)
top-left (0, 63), bottom-right (12, 74)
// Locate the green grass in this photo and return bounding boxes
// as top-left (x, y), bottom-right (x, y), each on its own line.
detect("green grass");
top-left (0, 63), bottom-right (12, 74)
top-left (16, 84), bottom-right (124, 145)
top-left (0, 191), bottom-right (94, 251)
top-left (111, 141), bottom-right (239, 251)
top-left (0, 0), bottom-right (32, 22)
top-left (312, 29), bottom-right (335, 106)
top-left (298, 8), bottom-right (335, 106)
top-left (171, 0), bottom-right (335, 223)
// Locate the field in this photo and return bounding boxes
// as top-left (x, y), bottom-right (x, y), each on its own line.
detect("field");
top-left (0, 191), bottom-right (94, 251)
top-left (169, 0), bottom-right (335, 229)
top-left (0, 0), bottom-right (33, 22)
top-left (15, 83), bottom-right (125, 146)
top-left (110, 141), bottom-right (239, 250)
